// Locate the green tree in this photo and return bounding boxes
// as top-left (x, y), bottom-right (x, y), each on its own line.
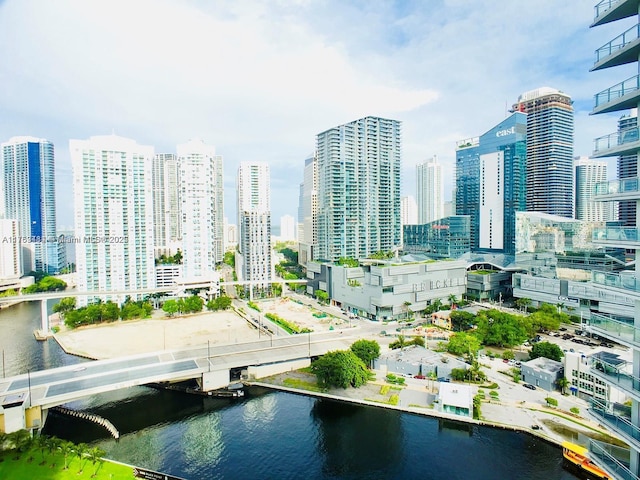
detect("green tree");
top-left (315, 289), bottom-right (329, 304)
top-left (162, 299), bottom-right (179, 317)
top-left (530, 341), bottom-right (564, 362)
top-left (337, 257), bottom-right (359, 267)
top-left (388, 334), bottom-right (408, 350)
top-left (528, 303), bottom-right (563, 335)
top-left (88, 446), bottom-right (106, 476)
top-left (60, 440), bottom-right (74, 470)
top-left (223, 251), bottom-right (235, 267)
top-left (449, 310), bottom-right (476, 331)
top-left (515, 297), bottom-right (532, 313)
top-left (52, 297), bottom-right (77, 319)
top-left (350, 339), bottom-right (380, 368)
top-left (311, 350), bottom-right (371, 389)
top-left (75, 442), bottom-right (89, 474)
top-left (475, 309), bottom-right (528, 348)
top-left (446, 332), bottom-right (481, 357)
top-left (557, 377), bottom-right (570, 395)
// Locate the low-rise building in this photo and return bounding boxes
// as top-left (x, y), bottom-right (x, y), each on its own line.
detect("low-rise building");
top-left (564, 351), bottom-right (626, 403)
top-left (156, 264), bottom-right (183, 288)
top-left (373, 345), bottom-right (467, 379)
top-left (521, 357), bottom-right (563, 391)
top-left (306, 255), bottom-right (467, 322)
top-left (438, 383), bottom-right (473, 418)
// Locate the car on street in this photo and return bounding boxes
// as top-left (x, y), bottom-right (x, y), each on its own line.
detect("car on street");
top-left (523, 383), bottom-right (536, 390)
top-left (559, 327), bottom-right (567, 331)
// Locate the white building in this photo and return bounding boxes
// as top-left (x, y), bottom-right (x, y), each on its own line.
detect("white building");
top-left (574, 156), bottom-right (608, 222)
top-left (438, 382), bottom-right (473, 418)
top-left (152, 153), bottom-right (182, 256)
top-left (178, 139), bottom-right (224, 279)
top-left (0, 219), bottom-right (22, 283)
top-left (1, 136), bottom-right (62, 274)
top-left (417, 155), bottom-right (444, 224)
top-left (401, 195), bottom-right (418, 226)
top-left (223, 217), bottom-right (238, 252)
top-left (156, 263), bottom-right (183, 288)
top-left (70, 135), bottom-right (156, 306)
top-left (298, 155), bottom-right (318, 265)
top-left (280, 214), bottom-right (297, 241)
top-left (236, 162), bottom-right (272, 292)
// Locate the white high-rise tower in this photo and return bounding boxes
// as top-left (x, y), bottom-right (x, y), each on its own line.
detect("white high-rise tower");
top-left (417, 156), bottom-right (444, 224)
top-left (236, 162), bottom-right (271, 292)
top-left (70, 135), bottom-right (155, 305)
top-left (177, 139), bottom-right (224, 279)
top-left (574, 156), bottom-right (608, 222)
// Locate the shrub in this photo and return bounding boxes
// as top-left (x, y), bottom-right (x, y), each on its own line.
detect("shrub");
top-left (389, 394), bottom-right (399, 405)
top-left (570, 407), bottom-right (580, 415)
top-left (248, 301), bottom-right (261, 312)
top-left (502, 350), bottom-right (515, 360)
top-left (489, 390), bottom-right (499, 398)
top-left (545, 397), bottom-right (558, 407)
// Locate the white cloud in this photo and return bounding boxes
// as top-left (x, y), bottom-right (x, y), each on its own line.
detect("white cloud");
top-left (0, 0), bottom-right (630, 221)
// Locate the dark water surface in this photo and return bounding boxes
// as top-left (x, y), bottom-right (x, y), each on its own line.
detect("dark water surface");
top-left (3, 302), bottom-right (579, 480)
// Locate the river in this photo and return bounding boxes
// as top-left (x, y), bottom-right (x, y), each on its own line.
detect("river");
top-left (1, 301), bottom-right (580, 480)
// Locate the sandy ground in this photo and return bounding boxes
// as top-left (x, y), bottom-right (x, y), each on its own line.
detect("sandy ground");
top-left (54, 310), bottom-right (261, 359)
top-left (258, 297), bottom-right (348, 331)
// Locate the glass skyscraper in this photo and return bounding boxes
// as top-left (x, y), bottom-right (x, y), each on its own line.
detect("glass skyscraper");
top-left (512, 87), bottom-right (574, 218)
top-left (316, 116), bottom-right (401, 262)
top-left (456, 112), bottom-right (527, 254)
top-left (1, 136), bottom-right (61, 274)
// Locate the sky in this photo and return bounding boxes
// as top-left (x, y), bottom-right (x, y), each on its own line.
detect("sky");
top-left (0, 0), bottom-right (633, 230)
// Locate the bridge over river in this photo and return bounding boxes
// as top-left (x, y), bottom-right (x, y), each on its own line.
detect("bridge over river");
top-left (0, 330), bottom-right (355, 434)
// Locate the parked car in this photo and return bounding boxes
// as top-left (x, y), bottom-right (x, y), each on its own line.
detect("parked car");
top-left (437, 377), bottom-right (450, 383)
top-left (523, 383), bottom-right (536, 390)
top-left (559, 327), bottom-right (567, 331)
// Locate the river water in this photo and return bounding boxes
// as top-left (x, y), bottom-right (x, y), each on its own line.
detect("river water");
top-left (2, 301), bottom-right (580, 480)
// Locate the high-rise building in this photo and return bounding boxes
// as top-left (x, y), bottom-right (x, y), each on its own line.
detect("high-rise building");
top-left (1, 136), bottom-right (62, 274)
top-left (70, 135), bottom-right (155, 305)
top-left (456, 112), bottom-right (527, 253)
top-left (513, 87), bottom-right (574, 217)
top-left (316, 116), bottom-right (401, 262)
top-left (177, 139), bottom-right (224, 279)
top-left (574, 156), bottom-right (608, 222)
top-left (416, 156), bottom-right (443, 223)
top-left (298, 155), bottom-right (318, 265)
top-left (401, 195), bottom-right (418, 226)
top-left (152, 153), bottom-right (181, 256)
top-left (0, 219), bottom-right (22, 280)
top-left (280, 214), bottom-right (297, 241)
top-left (587, 4), bottom-right (640, 477)
top-left (236, 162), bottom-right (272, 291)
top-left (617, 111), bottom-right (638, 226)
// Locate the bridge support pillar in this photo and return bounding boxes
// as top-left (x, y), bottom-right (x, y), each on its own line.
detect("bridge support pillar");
top-left (41, 299), bottom-right (49, 333)
top-left (201, 369), bottom-right (231, 392)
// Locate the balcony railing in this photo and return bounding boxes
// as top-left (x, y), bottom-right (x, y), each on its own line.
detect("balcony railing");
top-left (593, 129), bottom-right (640, 155)
top-left (595, 0), bottom-right (624, 19)
top-left (593, 227), bottom-right (640, 244)
top-left (591, 398), bottom-right (640, 450)
top-left (596, 23), bottom-right (640, 62)
top-left (595, 74), bottom-right (640, 108)
top-left (590, 357), bottom-right (640, 400)
top-left (589, 312), bottom-right (640, 347)
top-left (595, 176), bottom-right (640, 196)
top-left (592, 271), bottom-right (640, 292)
top-left (589, 440), bottom-right (638, 480)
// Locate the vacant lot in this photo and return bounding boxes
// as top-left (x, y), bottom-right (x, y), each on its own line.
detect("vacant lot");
top-left (258, 297), bottom-right (348, 332)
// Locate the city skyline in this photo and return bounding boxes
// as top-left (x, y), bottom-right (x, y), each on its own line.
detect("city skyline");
top-left (0, 1), bottom-right (623, 226)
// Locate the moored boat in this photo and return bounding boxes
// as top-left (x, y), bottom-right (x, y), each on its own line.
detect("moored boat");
top-left (562, 441), bottom-right (610, 480)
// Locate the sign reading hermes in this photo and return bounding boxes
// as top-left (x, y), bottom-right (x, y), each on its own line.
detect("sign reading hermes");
top-left (496, 126), bottom-right (515, 137)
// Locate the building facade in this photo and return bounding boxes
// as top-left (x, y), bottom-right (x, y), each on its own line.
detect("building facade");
top-left (316, 116), bottom-right (402, 262)
top-left (401, 195), bottom-right (418, 226)
top-left (617, 111), bottom-right (638, 226)
top-left (152, 153), bottom-right (181, 256)
top-left (299, 155), bottom-right (318, 265)
top-left (0, 219), bottom-right (22, 282)
top-left (1, 136), bottom-right (62, 274)
top-left (456, 112), bottom-right (527, 254)
top-left (177, 139), bottom-right (224, 279)
top-left (236, 162), bottom-right (272, 292)
top-left (512, 87), bottom-right (574, 218)
top-left (587, 4), bottom-right (640, 476)
top-left (279, 214), bottom-right (297, 241)
top-left (575, 156), bottom-right (608, 222)
top-left (70, 135), bottom-right (156, 306)
top-left (416, 156), bottom-right (443, 224)
top-left (403, 216), bottom-right (471, 259)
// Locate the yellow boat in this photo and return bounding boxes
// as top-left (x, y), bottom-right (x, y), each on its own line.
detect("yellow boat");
top-left (562, 441), bottom-right (610, 480)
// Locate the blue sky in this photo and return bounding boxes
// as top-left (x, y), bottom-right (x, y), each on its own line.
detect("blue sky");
top-left (0, 0), bottom-right (631, 229)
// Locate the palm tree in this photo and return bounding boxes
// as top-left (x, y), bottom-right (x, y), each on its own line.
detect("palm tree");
top-left (60, 440), bottom-right (74, 470)
top-left (7, 429), bottom-right (32, 460)
top-left (448, 294), bottom-right (458, 308)
top-left (88, 446), bottom-right (106, 477)
top-left (75, 442), bottom-right (89, 474)
top-left (515, 297), bottom-right (531, 314)
top-left (556, 377), bottom-right (570, 395)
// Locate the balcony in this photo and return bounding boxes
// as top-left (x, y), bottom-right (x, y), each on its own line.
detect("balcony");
top-left (593, 74), bottom-right (640, 115)
top-left (591, 398), bottom-right (640, 451)
top-left (593, 128), bottom-right (640, 158)
top-left (592, 271), bottom-right (640, 293)
top-left (593, 227), bottom-right (640, 248)
top-left (589, 312), bottom-right (640, 350)
top-left (595, 176), bottom-right (640, 201)
top-left (589, 440), bottom-right (638, 480)
top-left (593, 23), bottom-right (640, 71)
top-left (592, 0), bottom-right (639, 27)
top-left (590, 356), bottom-right (640, 402)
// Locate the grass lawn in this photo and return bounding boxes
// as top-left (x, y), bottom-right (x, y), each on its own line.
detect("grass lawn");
top-left (0, 449), bottom-right (134, 480)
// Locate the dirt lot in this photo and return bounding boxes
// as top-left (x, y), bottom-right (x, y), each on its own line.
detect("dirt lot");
top-left (54, 309), bottom-right (261, 359)
top-left (258, 297), bottom-right (349, 332)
